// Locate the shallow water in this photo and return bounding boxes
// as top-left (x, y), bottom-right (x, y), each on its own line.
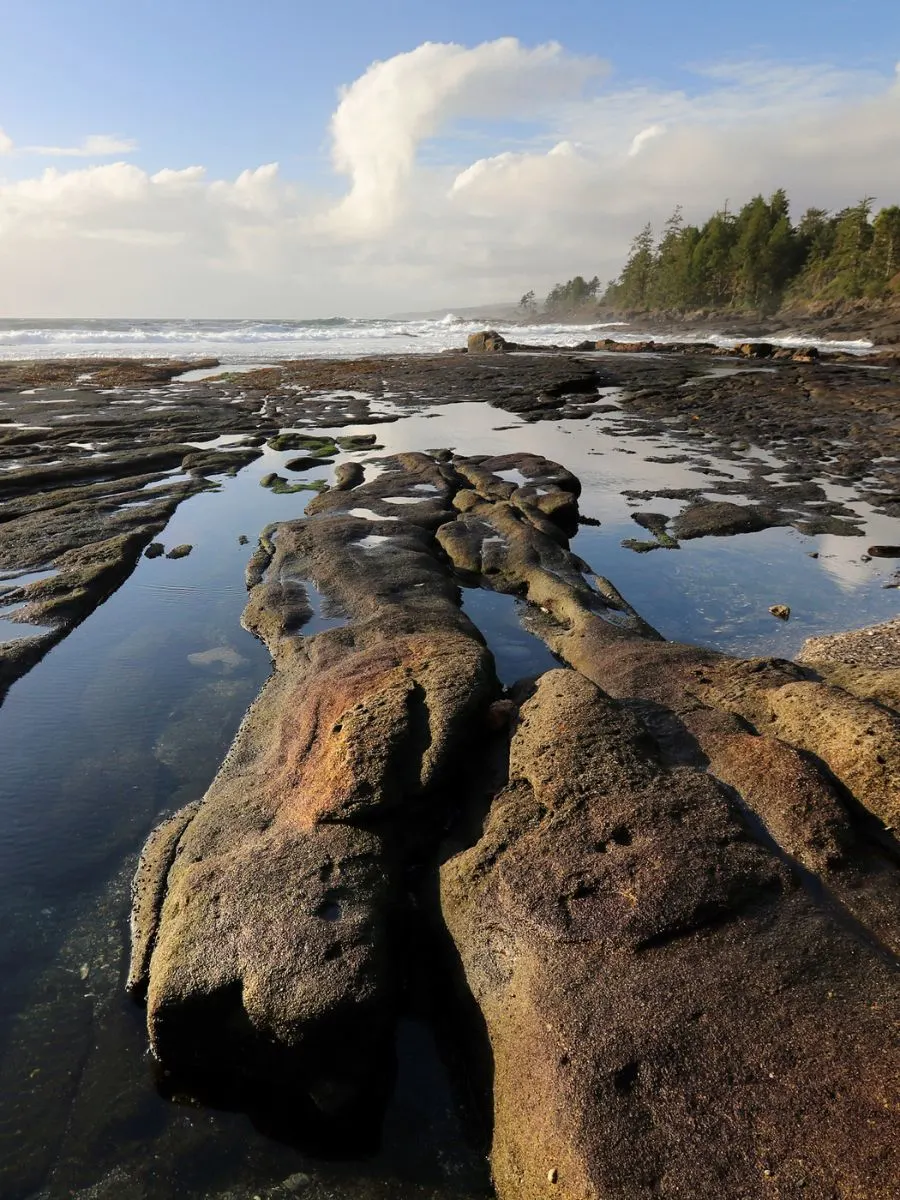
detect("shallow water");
top-left (1, 392), bottom-right (898, 1198)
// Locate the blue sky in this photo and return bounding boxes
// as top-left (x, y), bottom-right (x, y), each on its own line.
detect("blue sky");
top-left (1, 0), bottom-right (896, 181)
top-left (0, 2), bottom-right (899, 314)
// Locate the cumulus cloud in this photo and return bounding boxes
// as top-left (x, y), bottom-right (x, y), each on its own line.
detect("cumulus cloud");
top-left (1, 42), bottom-right (900, 316)
top-left (0, 127), bottom-right (12, 155)
top-left (325, 38), bottom-right (605, 236)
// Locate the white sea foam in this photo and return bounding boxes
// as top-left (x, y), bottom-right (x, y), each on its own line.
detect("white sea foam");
top-left (0, 316), bottom-right (875, 362)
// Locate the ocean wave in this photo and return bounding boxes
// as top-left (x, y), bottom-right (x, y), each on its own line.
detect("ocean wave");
top-left (0, 316), bottom-right (874, 361)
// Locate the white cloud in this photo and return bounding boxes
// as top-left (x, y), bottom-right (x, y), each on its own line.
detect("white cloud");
top-left (628, 124), bottom-right (665, 157)
top-left (23, 133), bottom-right (138, 157)
top-left (0, 128), bottom-right (138, 158)
top-left (0, 43), bottom-right (900, 316)
top-left (325, 38), bottom-right (605, 236)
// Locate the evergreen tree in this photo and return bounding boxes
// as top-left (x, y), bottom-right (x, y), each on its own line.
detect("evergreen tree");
top-left (544, 275), bottom-right (600, 315)
top-left (518, 290), bottom-right (537, 316)
top-left (691, 207), bottom-right (738, 307)
top-left (868, 206), bottom-right (900, 294)
top-left (614, 223), bottom-right (655, 310)
top-left (598, 190), bottom-right (900, 314)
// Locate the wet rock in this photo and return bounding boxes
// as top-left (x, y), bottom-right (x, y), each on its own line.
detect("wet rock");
top-left (166, 544), bottom-right (193, 559)
top-left (260, 473), bottom-right (326, 495)
top-left (126, 444), bottom-right (900, 1192)
top-left (335, 434), bottom-right (380, 450)
top-left (267, 434), bottom-right (338, 455)
top-left (180, 448), bottom-right (261, 476)
top-left (672, 499), bottom-right (784, 539)
top-left (284, 455), bottom-right (335, 471)
top-left (868, 544), bottom-right (900, 557)
top-left (769, 603), bottom-right (791, 620)
top-left (622, 510), bottom-right (679, 553)
top-left (332, 462), bottom-right (364, 491)
top-left (144, 543), bottom-right (164, 559)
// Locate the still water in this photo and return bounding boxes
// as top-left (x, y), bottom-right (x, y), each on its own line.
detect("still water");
top-left (1, 397), bottom-right (897, 1198)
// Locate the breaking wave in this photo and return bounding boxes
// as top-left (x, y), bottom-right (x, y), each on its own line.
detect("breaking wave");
top-left (0, 316), bottom-right (874, 361)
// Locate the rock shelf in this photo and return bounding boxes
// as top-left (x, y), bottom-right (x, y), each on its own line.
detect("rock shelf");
top-left (129, 449), bottom-right (900, 1198)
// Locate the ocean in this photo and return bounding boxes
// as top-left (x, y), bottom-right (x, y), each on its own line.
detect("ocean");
top-left (0, 315), bottom-right (874, 362)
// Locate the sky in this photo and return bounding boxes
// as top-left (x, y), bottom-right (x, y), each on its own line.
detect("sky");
top-left (0, 0), bottom-right (899, 317)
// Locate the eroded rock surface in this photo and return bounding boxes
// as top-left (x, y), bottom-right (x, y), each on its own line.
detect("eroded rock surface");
top-left (128, 445), bottom-right (900, 1193)
top-left (442, 670), bottom-right (900, 1200)
top-left (129, 452), bottom-right (497, 1135)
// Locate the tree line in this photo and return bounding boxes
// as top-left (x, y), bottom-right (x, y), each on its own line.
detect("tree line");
top-left (523, 192), bottom-right (900, 318)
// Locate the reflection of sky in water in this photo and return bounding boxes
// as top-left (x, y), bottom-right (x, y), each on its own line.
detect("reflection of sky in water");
top-left (319, 400), bottom-right (899, 660)
top-left (460, 587), bottom-right (560, 685)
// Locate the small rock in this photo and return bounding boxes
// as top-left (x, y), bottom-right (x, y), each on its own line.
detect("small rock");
top-left (166, 544), bottom-right (193, 559)
top-left (769, 604), bottom-right (791, 621)
top-left (548, 1167), bottom-right (559, 1184)
top-left (333, 462), bottom-right (365, 491)
top-left (144, 542), bottom-right (165, 559)
top-left (868, 545), bottom-right (900, 558)
top-left (238, 535), bottom-right (249, 545)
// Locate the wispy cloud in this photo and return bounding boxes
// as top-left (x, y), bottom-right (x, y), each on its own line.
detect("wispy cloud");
top-left (23, 133), bottom-right (138, 157)
top-left (0, 128), bottom-right (137, 158)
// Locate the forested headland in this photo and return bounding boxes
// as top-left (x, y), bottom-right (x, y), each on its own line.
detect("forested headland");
top-left (527, 193), bottom-right (900, 319)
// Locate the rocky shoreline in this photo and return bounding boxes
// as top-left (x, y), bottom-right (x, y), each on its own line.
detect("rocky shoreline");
top-left (129, 445), bottom-right (900, 1198)
top-left (2, 341), bottom-right (899, 1196)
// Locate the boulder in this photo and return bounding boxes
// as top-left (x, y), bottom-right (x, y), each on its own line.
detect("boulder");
top-left (468, 330), bottom-right (509, 353)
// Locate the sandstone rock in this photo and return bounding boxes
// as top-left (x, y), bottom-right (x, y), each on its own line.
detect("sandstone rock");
top-left (165, 544), bottom-right (192, 559)
top-left (442, 670), bottom-right (900, 1200)
top-left (129, 452), bottom-right (496, 1130)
